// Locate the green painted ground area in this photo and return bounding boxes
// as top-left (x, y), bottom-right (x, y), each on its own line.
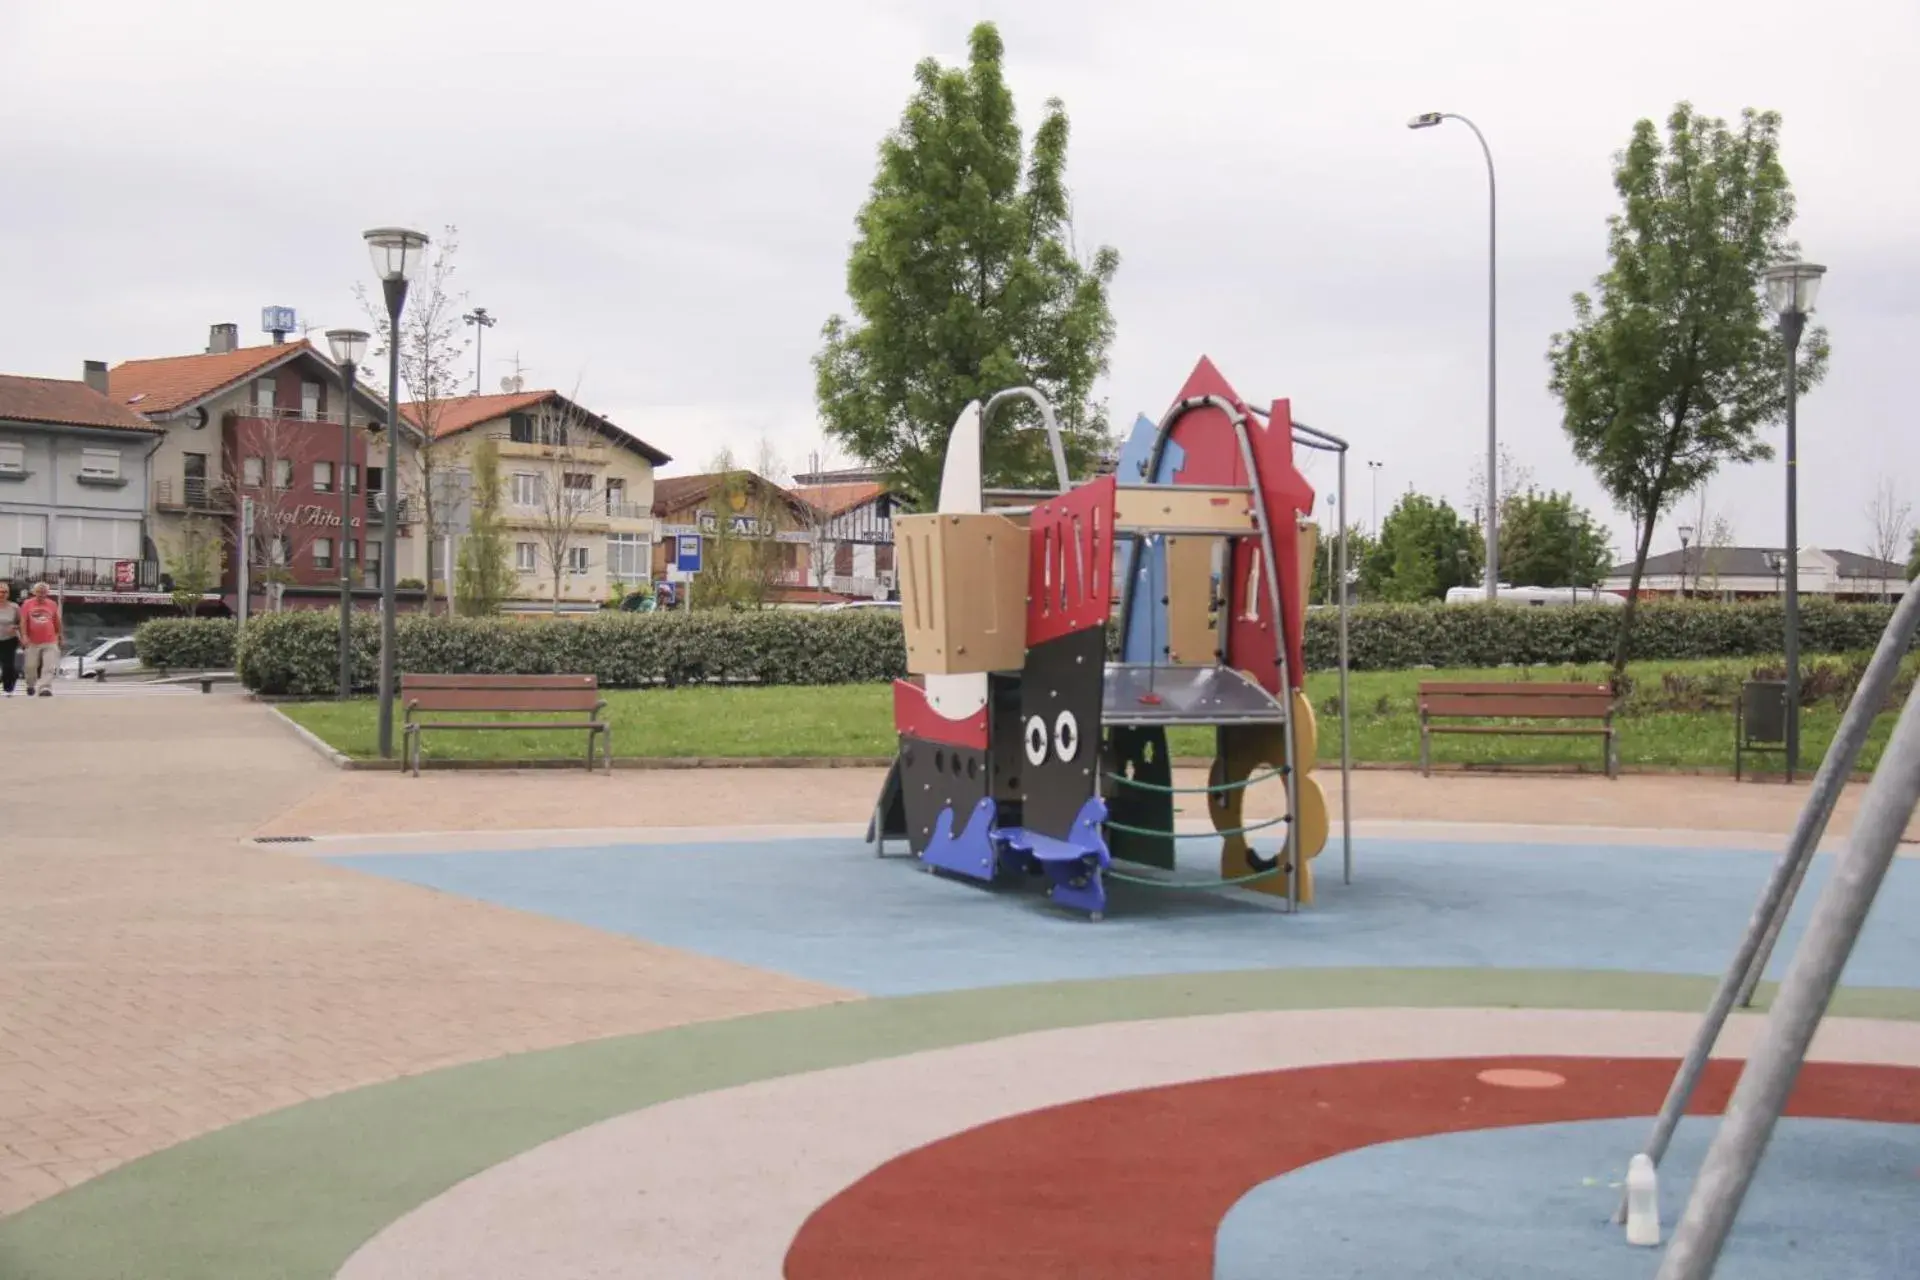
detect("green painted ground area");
top-left (3, 967), bottom-right (1917, 1280)
top-left (278, 654), bottom-right (1907, 769)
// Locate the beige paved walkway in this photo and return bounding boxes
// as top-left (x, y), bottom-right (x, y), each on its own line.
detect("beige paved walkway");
top-left (0, 691), bottom-right (844, 1218)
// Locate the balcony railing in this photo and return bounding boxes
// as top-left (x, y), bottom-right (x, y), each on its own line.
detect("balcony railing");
top-left (232, 405), bottom-right (354, 426)
top-left (366, 493), bottom-right (412, 525)
top-left (152, 477), bottom-right (232, 513)
top-left (605, 500), bottom-right (651, 521)
top-left (487, 430), bottom-right (609, 458)
top-left (2, 553), bottom-right (161, 592)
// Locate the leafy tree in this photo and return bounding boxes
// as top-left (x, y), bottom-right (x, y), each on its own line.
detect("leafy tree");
top-left (1370, 492), bottom-right (1482, 602)
top-left (1308, 524), bottom-right (1374, 605)
top-left (814, 21), bottom-right (1120, 508)
top-left (1498, 488), bottom-right (1612, 589)
top-left (1548, 102), bottom-right (1828, 678)
top-left (161, 516), bottom-right (225, 616)
top-left (1908, 528), bottom-right (1920, 582)
top-left (454, 437), bottom-right (513, 616)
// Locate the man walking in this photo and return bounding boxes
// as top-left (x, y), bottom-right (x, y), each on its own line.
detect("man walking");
top-left (0, 582), bottom-right (19, 697)
top-left (19, 582), bottom-right (63, 698)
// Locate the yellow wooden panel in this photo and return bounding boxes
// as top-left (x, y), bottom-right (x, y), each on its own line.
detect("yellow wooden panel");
top-left (1163, 535), bottom-right (1219, 665)
top-left (895, 513), bottom-right (1030, 674)
top-left (1291, 687), bottom-right (1318, 775)
top-left (1296, 520), bottom-right (1319, 617)
top-left (1114, 486), bottom-right (1258, 534)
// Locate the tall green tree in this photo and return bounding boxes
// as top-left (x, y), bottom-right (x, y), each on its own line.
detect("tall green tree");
top-left (1310, 524), bottom-right (1375, 605)
top-left (1498, 488), bottom-right (1612, 589)
top-left (162, 516), bottom-right (225, 616)
top-left (814, 21), bottom-right (1120, 508)
top-left (1908, 529), bottom-right (1920, 581)
top-left (1370, 492), bottom-right (1482, 602)
top-left (1548, 102), bottom-right (1828, 677)
top-left (454, 437), bottom-right (514, 616)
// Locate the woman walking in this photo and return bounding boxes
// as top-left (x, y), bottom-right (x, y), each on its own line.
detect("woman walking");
top-left (0, 582), bottom-right (19, 696)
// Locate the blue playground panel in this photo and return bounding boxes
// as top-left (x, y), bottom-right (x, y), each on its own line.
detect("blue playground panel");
top-left (328, 836), bottom-right (1920, 998)
top-left (1217, 1116), bottom-right (1920, 1279)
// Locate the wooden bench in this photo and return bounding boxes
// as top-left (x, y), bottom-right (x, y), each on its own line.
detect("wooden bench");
top-left (401, 673), bottom-right (610, 776)
top-left (1417, 681), bottom-right (1617, 777)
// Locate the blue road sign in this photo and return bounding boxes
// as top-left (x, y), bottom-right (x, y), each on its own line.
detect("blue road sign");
top-left (675, 534), bottom-right (703, 573)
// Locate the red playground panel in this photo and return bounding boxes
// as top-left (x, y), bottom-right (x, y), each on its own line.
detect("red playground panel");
top-left (1025, 475), bottom-right (1117, 648)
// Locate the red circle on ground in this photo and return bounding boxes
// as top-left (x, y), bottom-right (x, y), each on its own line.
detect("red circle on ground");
top-left (785, 1056), bottom-right (1920, 1279)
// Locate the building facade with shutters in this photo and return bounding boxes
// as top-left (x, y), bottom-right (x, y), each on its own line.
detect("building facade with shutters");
top-left (403, 389), bottom-right (670, 611)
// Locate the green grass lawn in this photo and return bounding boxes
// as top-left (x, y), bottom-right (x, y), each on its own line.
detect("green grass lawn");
top-left (278, 654), bottom-right (1909, 772)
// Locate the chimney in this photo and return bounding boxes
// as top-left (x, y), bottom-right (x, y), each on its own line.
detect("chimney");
top-left (82, 360), bottom-right (109, 395)
top-left (207, 323), bottom-right (240, 355)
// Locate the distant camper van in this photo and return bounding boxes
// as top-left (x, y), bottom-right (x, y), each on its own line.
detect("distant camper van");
top-left (1444, 585), bottom-right (1627, 607)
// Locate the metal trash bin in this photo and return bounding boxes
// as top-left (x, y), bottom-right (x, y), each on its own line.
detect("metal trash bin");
top-left (1736, 679), bottom-right (1788, 782)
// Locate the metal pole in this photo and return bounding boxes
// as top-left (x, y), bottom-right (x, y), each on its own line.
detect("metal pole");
top-left (1781, 312), bottom-right (1805, 782)
top-left (1736, 579), bottom-right (1920, 1007)
top-left (338, 363), bottom-right (355, 699)
top-left (1657, 674), bottom-right (1920, 1280)
top-left (1615, 580), bottom-right (1920, 1219)
top-left (237, 497), bottom-right (252, 628)
top-left (377, 278), bottom-right (409, 759)
top-left (1337, 446), bottom-right (1353, 885)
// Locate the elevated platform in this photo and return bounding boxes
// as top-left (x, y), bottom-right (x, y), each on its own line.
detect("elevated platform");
top-left (1101, 663), bottom-right (1288, 728)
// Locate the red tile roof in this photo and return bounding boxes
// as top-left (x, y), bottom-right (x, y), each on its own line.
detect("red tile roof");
top-left (0, 374), bottom-right (162, 432)
top-left (107, 342), bottom-right (311, 416)
top-left (795, 481), bottom-right (888, 517)
top-left (402, 390), bottom-right (672, 465)
top-left (652, 471), bottom-right (811, 520)
top-left (402, 390), bottom-right (552, 439)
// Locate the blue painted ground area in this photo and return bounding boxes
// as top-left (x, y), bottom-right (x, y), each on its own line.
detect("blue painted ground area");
top-left (326, 837), bottom-right (1920, 997)
top-left (1216, 1116), bottom-right (1920, 1279)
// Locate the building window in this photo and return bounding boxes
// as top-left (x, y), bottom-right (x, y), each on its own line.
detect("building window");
top-left (515, 541), bottom-right (537, 572)
top-left (274, 458), bottom-right (293, 490)
top-left (364, 539), bottom-right (381, 586)
top-left (313, 537), bottom-right (334, 569)
top-left (314, 460), bottom-right (335, 492)
top-left (2, 511), bottom-right (49, 555)
top-left (254, 379), bottom-right (276, 414)
top-left (301, 382), bottom-right (321, 420)
top-left (242, 456), bottom-right (264, 487)
top-left (80, 446), bottom-right (123, 480)
top-left (508, 412), bottom-right (535, 444)
top-left (605, 477), bottom-right (626, 515)
top-left (345, 463), bottom-right (359, 494)
top-left (511, 473), bottom-right (542, 507)
top-left (567, 545), bottom-right (591, 575)
top-left (271, 535), bottom-right (291, 566)
top-left (366, 465), bottom-right (384, 495)
top-left (607, 533), bottom-right (648, 582)
top-left (563, 473), bottom-right (595, 511)
top-left (834, 542), bottom-right (854, 576)
top-left (346, 539), bottom-right (358, 562)
top-left (0, 440), bottom-right (24, 475)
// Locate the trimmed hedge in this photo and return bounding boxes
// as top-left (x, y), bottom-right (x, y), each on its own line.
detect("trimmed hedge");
top-left (132, 617), bottom-right (238, 671)
top-left (1298, 599), bottom-right (1903, 671)
top-left (144, 598), bottom-right (1908, 697)
top-left (231, 608), bottom-right (910, 697)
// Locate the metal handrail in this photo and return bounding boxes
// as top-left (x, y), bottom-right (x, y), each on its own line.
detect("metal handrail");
top-left (981, 386), bottom-right (1071, 493)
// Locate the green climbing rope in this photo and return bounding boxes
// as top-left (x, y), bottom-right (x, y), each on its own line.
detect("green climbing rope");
top-left (1104, 863), bottom-right (1287, 889)
top-left (1102, 763), bottom-right (1288, 796)
top-left (1103, 812), bottom-right (1289, 840)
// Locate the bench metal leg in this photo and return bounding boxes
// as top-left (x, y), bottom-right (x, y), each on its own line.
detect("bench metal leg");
top-left (1419, 717), bottom-right (1430, 777)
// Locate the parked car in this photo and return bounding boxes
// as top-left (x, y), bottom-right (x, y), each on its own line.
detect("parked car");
top-left (58, 635), bottom-right (144, 679)
top-left (820, 600), bottom-right (900, 612)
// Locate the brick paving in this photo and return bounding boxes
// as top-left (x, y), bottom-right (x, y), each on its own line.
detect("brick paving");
top-left (0, 691), bottom-right (845, 1218)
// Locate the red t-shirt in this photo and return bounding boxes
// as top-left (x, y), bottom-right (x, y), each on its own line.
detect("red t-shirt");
top-left (19, 597), bottom-right (61, 646)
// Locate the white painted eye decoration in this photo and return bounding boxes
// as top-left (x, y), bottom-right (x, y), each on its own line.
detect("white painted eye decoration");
top-left (1053, 710), bottom-right (1079, 763)
top-left (1024, 715), bottom-right (1050, 767)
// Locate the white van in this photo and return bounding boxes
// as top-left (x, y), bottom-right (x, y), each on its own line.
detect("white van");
top-left (1444, 585), bottom-right (1627, 607)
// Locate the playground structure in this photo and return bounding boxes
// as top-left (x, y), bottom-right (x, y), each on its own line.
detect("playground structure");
top-left (870, 357), bottom-right (1354, 919)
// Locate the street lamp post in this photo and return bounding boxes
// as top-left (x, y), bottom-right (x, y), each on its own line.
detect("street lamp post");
top-left (324, 328), bottom-right (370, 701)
top-left (1408, 110), bottom-right (1498, 601)
top-left (463, 306), bottom-right (496, 394)
top-left (364, 227), bottom-right (431, 759)
top-left (1763, 260), bottom-right (1827, 782)
top-left (1366, 460), bottom-right (1384, 537)
top-left (1678, 523), bottom-right (1695, 599)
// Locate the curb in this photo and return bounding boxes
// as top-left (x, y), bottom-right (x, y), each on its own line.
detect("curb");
top-left (265, 706), bottom-right (355, 769)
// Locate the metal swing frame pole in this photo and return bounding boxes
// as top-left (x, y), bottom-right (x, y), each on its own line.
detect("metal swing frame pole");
top-left (1615, 580), bottom-right (1920, 1223)
top-left (1658, 670), bottom-right (1920, 1280)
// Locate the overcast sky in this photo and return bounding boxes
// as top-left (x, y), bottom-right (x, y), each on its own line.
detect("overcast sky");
top-left (3, 0), bottom-right (1914, 563)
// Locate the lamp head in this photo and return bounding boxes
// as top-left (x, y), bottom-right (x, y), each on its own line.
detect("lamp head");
top-left (362, 227), bottom-right (430, 284)
top-left (1678, 524), bottom-right (1694, 545)
top-left (1407, 111), bottom-right (1445, 129)
top-left (1763, 261), bottom-right (1826, 317)
top-left (325, 327), bottom-right (370, 369)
